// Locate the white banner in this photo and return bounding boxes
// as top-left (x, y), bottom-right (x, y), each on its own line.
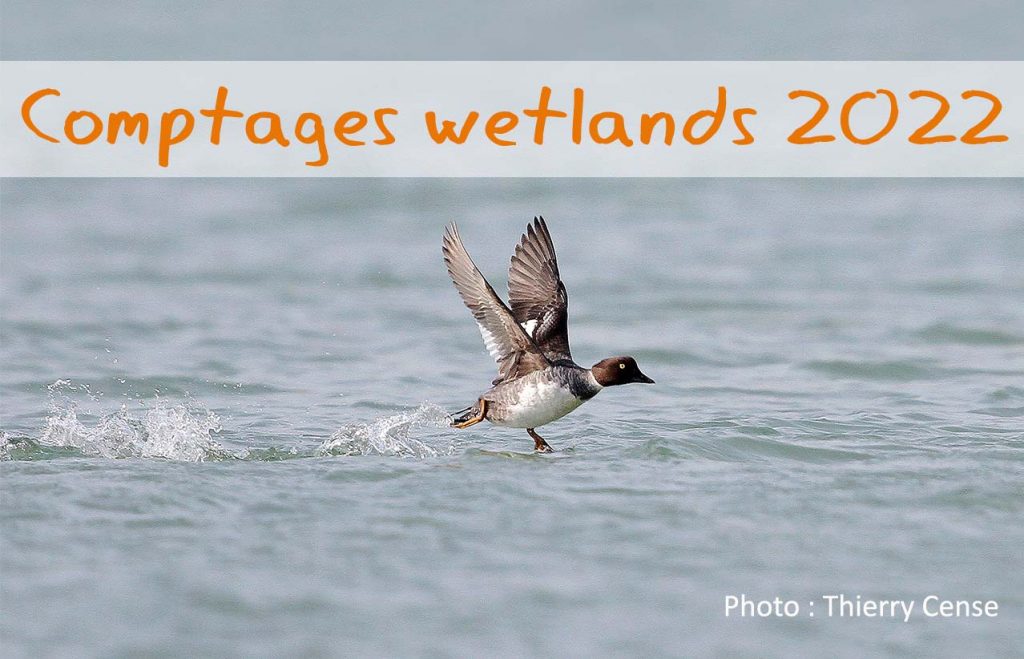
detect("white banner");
top-left (1, 61), bottom-right (1021, 176)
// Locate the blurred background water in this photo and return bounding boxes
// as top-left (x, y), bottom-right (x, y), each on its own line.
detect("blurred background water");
top-left (1, 178), bottom-right (1022, 656)
top-left (3, 0), bottom-right (1023, 60)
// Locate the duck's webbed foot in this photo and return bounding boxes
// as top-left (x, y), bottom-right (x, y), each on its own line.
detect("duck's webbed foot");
top-left (452, 398), bottom-right (488, 429)
top-left (527, 428), bottom-right (553, 453)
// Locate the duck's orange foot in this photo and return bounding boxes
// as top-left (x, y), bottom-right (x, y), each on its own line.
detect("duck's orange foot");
top-left (527, 428), bottom-right (553, 452)
top-left (451, 399), bottom-right (488, 429)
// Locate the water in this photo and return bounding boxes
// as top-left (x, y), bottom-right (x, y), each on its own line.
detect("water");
top-left (1, 179), bottom-right (1022, 656)
top-left (3, 0), bottom-right (1022, 60)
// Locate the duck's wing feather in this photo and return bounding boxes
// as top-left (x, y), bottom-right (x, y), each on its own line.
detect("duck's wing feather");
top-left (442, 223), bottom-right (550, 384)
top-left (507, 216), bottom-right (572, 362)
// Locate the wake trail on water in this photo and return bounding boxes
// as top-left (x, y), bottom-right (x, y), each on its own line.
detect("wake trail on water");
top-left (2, 380), bottom-right (229, 462)
top-left (0, 380), bottom-right (456, 462)
top-left (318, 403), bottom-right (454, 458)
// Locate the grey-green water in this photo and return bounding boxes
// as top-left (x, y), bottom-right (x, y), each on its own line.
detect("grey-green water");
top-left (1, 179), bottom-right (1022, 656)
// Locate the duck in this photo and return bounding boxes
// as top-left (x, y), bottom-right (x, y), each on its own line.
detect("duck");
top-left (443, 216), bottom-right (654, 452)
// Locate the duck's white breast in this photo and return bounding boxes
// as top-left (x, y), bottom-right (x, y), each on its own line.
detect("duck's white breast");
top-left (492, 379), bottom-right (585, 429)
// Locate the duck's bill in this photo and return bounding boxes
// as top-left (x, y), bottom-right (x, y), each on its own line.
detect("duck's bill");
top-left (635, 373), bottom-right (655, 384)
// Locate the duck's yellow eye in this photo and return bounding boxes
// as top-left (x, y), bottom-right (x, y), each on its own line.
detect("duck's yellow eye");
top-left (619, 363), bottom-right (626, 369)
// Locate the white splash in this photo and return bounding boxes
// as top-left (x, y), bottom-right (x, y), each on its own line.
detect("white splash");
top-left (39, 401), bottom-right (224, 462)
top-left (0, 431), bottom-right (11, 461)
top-left (319, 403), bottom-right (454, 458)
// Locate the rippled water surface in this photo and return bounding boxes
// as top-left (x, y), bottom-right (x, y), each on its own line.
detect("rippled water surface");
top-left (2, 179), bottom-right (1022, 656)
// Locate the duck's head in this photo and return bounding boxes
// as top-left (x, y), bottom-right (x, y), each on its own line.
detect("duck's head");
top-left (591, 356), bottom-right (655, 386)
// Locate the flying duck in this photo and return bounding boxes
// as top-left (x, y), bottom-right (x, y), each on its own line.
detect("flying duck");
top-left (443, 216), bottom-right (654, 452)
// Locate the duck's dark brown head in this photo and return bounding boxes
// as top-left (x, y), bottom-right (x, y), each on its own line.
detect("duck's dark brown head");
top-left (591, 356), bottom-right (655, 387)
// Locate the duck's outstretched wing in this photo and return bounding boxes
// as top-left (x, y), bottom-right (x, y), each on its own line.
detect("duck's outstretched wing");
top-left (507, 216), bottom-right (572, 362)
top-left (443, 223), bottom-right (550, 384)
